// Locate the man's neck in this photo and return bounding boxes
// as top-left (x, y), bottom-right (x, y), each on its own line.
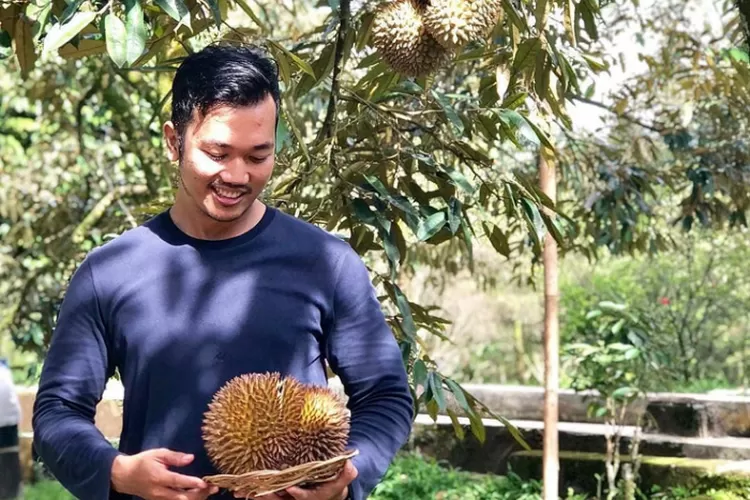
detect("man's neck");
top-left (169, 193), bottom-right (266, 241)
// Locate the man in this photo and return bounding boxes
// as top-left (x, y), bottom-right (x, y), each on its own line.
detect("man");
top-left (32, 44), bottom-right (414, 500)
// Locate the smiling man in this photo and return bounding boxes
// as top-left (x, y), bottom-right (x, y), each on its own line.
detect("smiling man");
top-left (31, 44), bottom-right (414, 500)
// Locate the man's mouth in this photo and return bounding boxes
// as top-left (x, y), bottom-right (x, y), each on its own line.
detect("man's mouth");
top-left (211, 185), bottom-right (247, 206)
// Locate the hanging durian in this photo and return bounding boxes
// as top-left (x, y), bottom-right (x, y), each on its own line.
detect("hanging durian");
top-left (422, 0), bottom-right (503, 51)
top-left (371, 0), bottom-right (452, 77)
top-left (201, 372), bottom-right (350, 475)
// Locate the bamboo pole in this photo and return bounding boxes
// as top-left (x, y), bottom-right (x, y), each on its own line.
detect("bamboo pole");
top-left (539, 148), bottom-right (559, 500)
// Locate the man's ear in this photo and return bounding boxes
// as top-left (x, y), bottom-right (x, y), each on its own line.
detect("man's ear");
top-left (163, 121), bottom-right (180, 162)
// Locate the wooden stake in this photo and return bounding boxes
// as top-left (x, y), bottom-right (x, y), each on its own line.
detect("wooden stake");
top-left (539, 148), bottom-right (559, 500)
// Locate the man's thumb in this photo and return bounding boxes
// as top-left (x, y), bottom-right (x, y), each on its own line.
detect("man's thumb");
top-left (150, 448), bottom-right (194, 465)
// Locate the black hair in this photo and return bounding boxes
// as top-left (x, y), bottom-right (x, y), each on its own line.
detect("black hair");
top-left (170, 43), bottom-right (281, 152)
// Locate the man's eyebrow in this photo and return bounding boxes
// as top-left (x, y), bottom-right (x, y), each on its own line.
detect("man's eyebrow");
top-left (251, 141), bottom-right (274, 151)
top-left (202, 140), bottom-right (273, 151)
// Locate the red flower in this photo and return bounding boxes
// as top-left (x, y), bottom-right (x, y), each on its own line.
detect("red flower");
top-left (659, 297), bottom-right (670, 306)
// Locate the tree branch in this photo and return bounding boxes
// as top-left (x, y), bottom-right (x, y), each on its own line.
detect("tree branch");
top-left (317, 0), bottom-right (351, 143)
top-left (568, 94), bottom-right (665, 134)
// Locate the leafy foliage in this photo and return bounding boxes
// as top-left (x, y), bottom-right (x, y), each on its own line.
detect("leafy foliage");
top-left (551, 0), bottom-right (750, 258)
top-left (564, 301), bottom-right (664, 409)
top-left (560, 228), bottom-right (750, 392)
top-left (370, 452), bottom-right (587, 500)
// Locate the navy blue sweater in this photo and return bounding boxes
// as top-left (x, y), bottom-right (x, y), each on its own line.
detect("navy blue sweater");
top-left (32, 206), bottom-right (414, 499)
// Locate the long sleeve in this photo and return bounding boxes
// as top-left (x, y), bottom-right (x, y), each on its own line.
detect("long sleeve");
top-left (32, 257), bottom-right (122, 500)
top-left (324, 248), bottom-right (414, 499)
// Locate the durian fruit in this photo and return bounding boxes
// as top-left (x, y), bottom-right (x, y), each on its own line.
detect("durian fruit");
top-left (371, 0), bottom-right (452, 77)
top-left (422, 0), bottom-right (503, 51)
top-left (201, 372), bottom-right (350, 475)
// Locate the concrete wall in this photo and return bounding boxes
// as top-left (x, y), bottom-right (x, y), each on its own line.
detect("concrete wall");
top-left (12, 381), bottom-right (750, 481)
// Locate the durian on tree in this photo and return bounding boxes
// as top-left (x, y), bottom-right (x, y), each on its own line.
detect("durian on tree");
top-left (0, 0), bottom-right (613, 448)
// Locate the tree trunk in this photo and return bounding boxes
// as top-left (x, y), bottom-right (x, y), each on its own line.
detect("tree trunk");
top-left (513, 319), bottom-right (528, 384)
top-left (540, 149), bottom-right (559, 500)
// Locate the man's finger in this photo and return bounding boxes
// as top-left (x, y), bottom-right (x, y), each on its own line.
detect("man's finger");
top-left (158, 469), bottom-right (211, 491)
top-left (149, 448), bottom-right (196, 467)
top-left (242, 493), bottom-right (288, 499)
top-left (285, 461), bottom-right (358, 499)
top-left (149, 486), bottom-right (195, 500)
top-left (183, 485), bottom-right (220, 499)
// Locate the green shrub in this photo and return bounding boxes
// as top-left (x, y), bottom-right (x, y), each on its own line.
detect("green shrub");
top-left (21, 480), bottom-right (74, 500)
top-left (371, 452), bottom-right (586, 500)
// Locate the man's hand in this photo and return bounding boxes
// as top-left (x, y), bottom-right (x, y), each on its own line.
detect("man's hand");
top-left (251, 461), bottom-right (357, 500)
top-left (111, 448), bottom-right (219, 500)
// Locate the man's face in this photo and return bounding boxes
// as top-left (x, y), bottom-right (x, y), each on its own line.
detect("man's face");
top-left (165, 94), bottom-right (277, 224)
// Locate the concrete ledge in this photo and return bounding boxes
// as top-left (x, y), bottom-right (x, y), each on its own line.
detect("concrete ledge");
top-left (508, 450), bottom-right (750, 495)
top-left (407, 414), bottom-right (750, 476)
top-left (16, 381), bottom-right (750, 438)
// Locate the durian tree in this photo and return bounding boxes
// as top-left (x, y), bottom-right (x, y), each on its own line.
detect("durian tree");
top-left (1, 0), bottom-right (622, 484)
top-left (551, 0), bottom-right (750, 256)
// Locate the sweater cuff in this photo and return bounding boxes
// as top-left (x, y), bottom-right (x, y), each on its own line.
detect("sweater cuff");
top-left (92, 445), bottom-right (123, 500)
top-left (346, 478), bottom-right (363, 500)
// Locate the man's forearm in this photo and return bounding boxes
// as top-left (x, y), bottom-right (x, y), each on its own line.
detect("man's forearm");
top-left (33, 397), bottom-right (121, 500)
top-left (326, 249), bottom-right (415, 498)
top-left (345, 376), bottom-right (414, 499)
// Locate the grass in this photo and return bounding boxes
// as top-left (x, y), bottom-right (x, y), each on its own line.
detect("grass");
top-left (19, 479), bottom-right (73, 500)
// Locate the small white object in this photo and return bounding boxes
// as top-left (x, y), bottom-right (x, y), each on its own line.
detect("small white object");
top-left (0, 359), bottom-right (20, 428)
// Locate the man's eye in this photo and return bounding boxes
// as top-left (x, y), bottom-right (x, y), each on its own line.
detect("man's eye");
top-left (249, 156), bottom-right (270, 164)
top-left (207, 152), bottom-right (226, 161)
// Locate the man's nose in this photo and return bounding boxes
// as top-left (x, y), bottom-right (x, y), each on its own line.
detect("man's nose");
top-left (219, 160), bottom-right (250, 185)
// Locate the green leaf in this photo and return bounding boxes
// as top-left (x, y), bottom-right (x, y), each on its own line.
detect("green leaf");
top-left (447, 408), bottom-right (465, 439)
top-left (42, 10), bottom-right (98, 55)
top-left (612, 386), bottom-right (636, 400)
top-left (394, 284), bottom-right (417, 340)
top-left (521, 113), bottom-right (554, 150)
top-left (206, 0), bottom-right (223, 27)
top-left (416, 211), bottom-right (446, 241)
top-left (426, 398), bottom-right (439, 421)
top-left (447, 198), bottom-right (462, 234)
top-left (379, 225), bottom-right (400, 275)
top-left (440, 165), bottom-right (475, 194)
top-left (497, 109), bottom-right (539, 146)
top-left (728, 47), bottom-right (750, 63)
top-left (267, 39), bottom-right (315, 78)
top-left (579, 0), bottom-right (598, 40)
top-left (521, 198), bottom-right (546, 244)
top-left (444, 378), bottom-right (471, 414)
top-left (351, 199), bottom-right (376, 225)
top-left (502, 0), bottom-right (528, 31)
top-left (155, 0), bottom-right (190, 27)
top-left (104, 13), bottom-right (128, 68)
top-left (124, 0), bottom-right (148, 65)
top-left (563, 0), bottom-right (576, 45)
top-left (428, 371), bottom-right (447, 412)
top-left (431, 89), bottom-right (463, 135)
top-left (624, 348), bottom-right (641, 360)
top-left (412, 359), bottom-right (428, 388)
top-left (535, 0), bottom-right (549, 32)
top-left (468, 408), bottom-right (486, 443)
top-left (483, 222), bottom-right (510, 258)
top-left (510, 37), bottom-right (540, 77)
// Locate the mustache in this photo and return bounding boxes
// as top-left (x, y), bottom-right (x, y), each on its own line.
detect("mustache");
top-left (210, 181), bottom-right (250, 193)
